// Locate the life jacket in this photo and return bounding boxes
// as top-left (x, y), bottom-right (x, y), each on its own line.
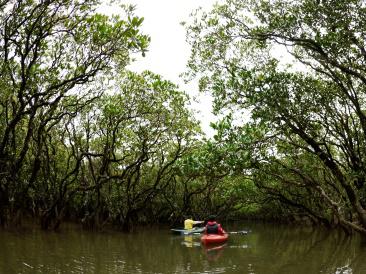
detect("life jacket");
top-left (206, 222), bottom-right (219, 234)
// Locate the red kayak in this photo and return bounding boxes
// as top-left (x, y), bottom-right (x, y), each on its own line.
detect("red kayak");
top-left (201, 233), bottom-right (229, 245)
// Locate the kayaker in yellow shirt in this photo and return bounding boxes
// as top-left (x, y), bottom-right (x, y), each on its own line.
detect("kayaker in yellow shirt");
top-left (184, 216), bottom-right (204, 230)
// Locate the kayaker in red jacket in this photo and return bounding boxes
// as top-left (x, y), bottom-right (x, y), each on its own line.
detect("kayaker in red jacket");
top-left (204, 215), bottom-right (226, 235)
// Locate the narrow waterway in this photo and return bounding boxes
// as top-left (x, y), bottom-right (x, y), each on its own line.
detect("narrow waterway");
top-left (0, 222), bottom-right (365, 273)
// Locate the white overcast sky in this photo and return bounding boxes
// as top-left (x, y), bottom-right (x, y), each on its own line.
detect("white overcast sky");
top-left (101, 0), bottom-right (220, 137)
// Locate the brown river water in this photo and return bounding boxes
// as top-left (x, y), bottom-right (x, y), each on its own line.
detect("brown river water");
top-left (0, 222), bottom-right (365, 273)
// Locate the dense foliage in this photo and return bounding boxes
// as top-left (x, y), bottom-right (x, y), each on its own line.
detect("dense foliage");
top-left (0, 0), bottom-right (202, 231)
top-left (2, 0), bottom-right (366, 235)
top-left (185, 0), bottom-right (366, 234)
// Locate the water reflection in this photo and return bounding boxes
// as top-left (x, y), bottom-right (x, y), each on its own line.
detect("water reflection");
top-left (203, 243), bottom-right (226, 262)
top-left (183, 235), bottom-right (200, 248)
top-left (0, 223), bottom-right (365, 273)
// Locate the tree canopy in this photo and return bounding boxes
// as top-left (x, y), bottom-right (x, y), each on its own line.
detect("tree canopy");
top-left (2, 0), bottom-right (366, 235)
top-left (185, 0), bottom-right (366, 234)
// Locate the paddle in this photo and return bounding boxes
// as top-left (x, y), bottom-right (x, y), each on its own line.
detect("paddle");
top-left (226, 230), bottom-right (249, 235)
top-left (193, 230), bottom-right (250, 235)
